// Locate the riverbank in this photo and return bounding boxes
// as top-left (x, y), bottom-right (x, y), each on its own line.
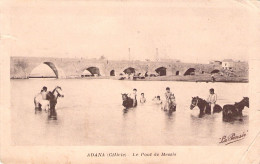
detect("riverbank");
top-left (11, 75), bottom-right (248, 83)
top-left (128, 75), bottom-right (249, 83)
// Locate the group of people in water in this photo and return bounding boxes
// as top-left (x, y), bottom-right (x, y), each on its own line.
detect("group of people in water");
top-left (123, 86), bottom-right (249, 122)
top-left (35, 84), bottom-right (217, 113)
top-left (34, 84), bottom-right (248, 122)
top-left (124, 87), bottom-right (218, 112)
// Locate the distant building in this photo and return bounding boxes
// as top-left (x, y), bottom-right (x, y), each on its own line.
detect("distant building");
top-left (209, 60), bottom-right (222, 65)
top-left (159, 58), bottom-right (180, 62)
top-left (222, 59), bottom-right (234, 69)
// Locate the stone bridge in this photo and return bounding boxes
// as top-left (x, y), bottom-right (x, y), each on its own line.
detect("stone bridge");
top-left (11, 56), bottom-right (246, 79)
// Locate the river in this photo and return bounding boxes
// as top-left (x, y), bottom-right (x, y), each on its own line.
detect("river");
top-left (11, 79), bottom-right (249, 146)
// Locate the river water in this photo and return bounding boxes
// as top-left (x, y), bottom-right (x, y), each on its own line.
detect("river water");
top-left (11, 79), bottom-right (249, 146)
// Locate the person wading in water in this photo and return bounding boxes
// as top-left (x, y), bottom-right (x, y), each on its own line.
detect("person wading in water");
top-left (41, 86), bottom-right (49, 111)
top-left (140, 93), bottom-right (146, 104)
top-left (207, 88), bottom-right (217, 113)
top-left (164, 87), bottom-right (176, 111)
top-left (34, 86), bottom-right (49, 112)
top-left (152, 96), bottom-right (163, 109)
top-left (130, 88), bottom-right (138, 107)
top-left (41, 86), bottom-right (48, 98)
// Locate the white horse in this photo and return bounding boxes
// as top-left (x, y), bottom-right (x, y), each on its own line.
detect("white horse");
top-left (34, 91), bottom-right (50, 112)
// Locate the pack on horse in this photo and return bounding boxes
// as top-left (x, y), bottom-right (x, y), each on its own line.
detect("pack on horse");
top-left (121, 93), bottom-right (135, 109)
top-left (222, 97), bottom-right (249, 122)
top-left (46, 86), bottom-right (64, 119)
top-left (190, 96), bottom-right (222, 117)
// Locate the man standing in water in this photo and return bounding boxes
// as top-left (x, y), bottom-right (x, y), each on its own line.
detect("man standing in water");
top-left (34, 86), bottom-right (49, 112)
top-left (164, 87), bottom-right (176, 111)
top-left (140, 93), bottom-right (146, 104)
top-left (207, 88), bottom-right (217, 113)
top-left (152, 96), bottom-right (163, 109)
top-left (41, 86), bottom-right (48, 99)
top-left (130, 88), bottom-right (138, 107)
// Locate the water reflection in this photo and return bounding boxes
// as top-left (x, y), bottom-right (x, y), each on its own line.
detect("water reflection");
top-left (164, 111), bottom-right (176, 132)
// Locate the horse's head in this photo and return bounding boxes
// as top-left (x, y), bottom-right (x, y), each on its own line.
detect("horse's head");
top-left (190, 96), bottom-right (199, 110)
top-left (235, 97), bottom-right (249, 111)
top-left (242, 97), bottom-right (249, 108)
top-left (53, 86), bottom-right (64, 98)
top-left (121, 93), bottom-right (128, 101)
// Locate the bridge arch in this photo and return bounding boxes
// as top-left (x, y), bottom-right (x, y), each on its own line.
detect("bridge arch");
top-left (211, 69), bottom-right (220, 74)
top-left (184, 68), bottom-right (196, 76)
top-left (155, 67), bottom-right (167, 76)
top-left (29, 62), bottom-right (61, 78)
top-left (110, 70), bottom-right (115, 76)
top-left (85, 66), bottom-right (102, 76)
top-left (123, 67), bottom-right (136, 75)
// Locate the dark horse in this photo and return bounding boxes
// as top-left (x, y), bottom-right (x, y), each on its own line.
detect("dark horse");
top-left (121, 93), bottom-right (136, 109)
top-left (222, 97), bottom-right (249, 122)
top-left (46, 86), bottom-right (64, 120)
top-left (190, 96), bottom-right (222, 117)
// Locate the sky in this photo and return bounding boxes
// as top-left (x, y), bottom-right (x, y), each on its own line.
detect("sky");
top-left (5, 0), bottom-right (259, 63)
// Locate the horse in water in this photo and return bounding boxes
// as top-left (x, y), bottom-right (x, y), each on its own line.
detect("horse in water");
top-left (121, 93), bottom-right (135, 109)
top-left (34, 90), bottom-right (49, 113)
top-left (222, 97), bottom-right (249, 122)
top-left (46, 86), bottom-right (64, 119)
top-left (190, 96), bottom-right (222, 117)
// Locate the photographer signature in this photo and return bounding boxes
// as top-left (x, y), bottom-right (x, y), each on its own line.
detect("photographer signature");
top-left (219, 130), bottom-right (248, 145)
